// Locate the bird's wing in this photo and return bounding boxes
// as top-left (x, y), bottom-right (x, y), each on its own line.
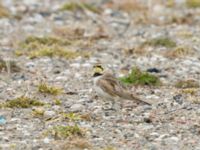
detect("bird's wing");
top-left (96, 75), bottom-right (124, 97)
top-left (96, 73), bottom-right (152, 105)
top-left (99, 75), bottom-right (152, 105)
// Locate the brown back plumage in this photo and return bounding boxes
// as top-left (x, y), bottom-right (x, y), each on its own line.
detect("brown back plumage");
top-left (96, 72), bottom-right (152, 105)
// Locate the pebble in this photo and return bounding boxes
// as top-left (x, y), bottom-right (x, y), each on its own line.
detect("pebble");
top-left (70, 63), bottom-right (81, 68)
top-left (43, 138), bottom-right (50, 144)
top-left (52, 105), bottom-right (61, 111)
top-left (25, 62), bottom-right (35, 68)
top-left (70, 103), bottom-right (84, 112)
top-left (169, 136), bottom-right (179, 142)
top-left (44, 111), bottom-right (56, 118)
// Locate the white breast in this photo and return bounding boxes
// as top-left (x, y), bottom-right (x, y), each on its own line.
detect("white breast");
top-left (93, 76), bottom-right (114, 100)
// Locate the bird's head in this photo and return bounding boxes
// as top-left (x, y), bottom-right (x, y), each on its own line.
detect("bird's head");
top-left (93, 64), bottom-right (104, 77)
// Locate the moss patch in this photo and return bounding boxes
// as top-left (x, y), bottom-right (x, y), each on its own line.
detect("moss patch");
top-left (38, 83), bottom-right (63, 95)
top-left (60, 2), bottom-right (100, 13)
top-left (143, 37), bottom-right (176, 48)
top-left (120, 67), bottom-right (161, 86)
top-left (48, 125), bottom-right (84, 139)
top-left (1, 96), bottom-right (44, 108)
top-left (175, 79), bottom-right (199, 88)
top-left (186, 0), bottom-right (200, 8)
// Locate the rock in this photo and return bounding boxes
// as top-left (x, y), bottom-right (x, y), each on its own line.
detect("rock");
top-left (147, 68), bottom-right (161, 73)
top-left (70, 104), bottom-right (84, 112)
top-left (44, 111), bottom-right (56, 118)
top-left (43, 137), bottom-right (50, 144)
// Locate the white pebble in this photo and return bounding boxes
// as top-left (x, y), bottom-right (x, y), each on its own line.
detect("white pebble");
top-left (44, 111), bottom-right (56, 118)
top-left (70, 104), bottom-right (84, 112)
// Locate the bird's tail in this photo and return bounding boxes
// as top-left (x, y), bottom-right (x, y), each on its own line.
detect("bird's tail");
top-left (130, 94), bottom-right (152, 105)
top-left (122, 91), bottom-right (152, 105)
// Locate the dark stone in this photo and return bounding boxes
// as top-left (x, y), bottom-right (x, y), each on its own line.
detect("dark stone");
top-left (147, 68), bottom-right (161, 73)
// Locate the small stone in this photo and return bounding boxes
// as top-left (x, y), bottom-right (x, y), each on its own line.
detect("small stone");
top-left (169, 136), bottom-right (179, 142)
top-left (70, 104), bottom-right (84, 112)
top-left (52, 105), bottom-right (60, 111)
top-left (82, 63), bottom-right (91, 68)
top-left (147, 68), bottom-right (161, 73)
top-left (44, 111), bottom-right (56, 118)
top-left (25, 62), bottom-right (35, 68)
top-left (43, 137), bottom-right (50, 144)
top-left (75, 73), bottom-right (82, 79)
top-left (70, 63), bottom-right (80, 68)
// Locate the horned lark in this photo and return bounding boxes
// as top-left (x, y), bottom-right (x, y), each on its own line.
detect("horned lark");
top-left (93, 65), bottom-right (152, 105)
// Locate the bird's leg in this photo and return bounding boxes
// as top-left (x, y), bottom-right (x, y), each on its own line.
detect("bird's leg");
top-left (111, 100), bottom-right (122, 112)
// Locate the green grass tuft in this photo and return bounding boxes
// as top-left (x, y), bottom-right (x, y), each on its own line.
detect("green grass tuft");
top-left (54, 99), bottom-right (62, 105)
top-left (120, 67), bottom-right (161, 86)
top-left (144, 37), bottom-right (176, 48)
top-left (16, 36), bottom-right (90, 59)
top-left (48, 125), bottom-right (84, 139)
top-left (38, 83), bottom-right (63, 95)
top-left (63, 112), bottom-right (81, 121)
top-left (1, 96), bottom-right (44, 108)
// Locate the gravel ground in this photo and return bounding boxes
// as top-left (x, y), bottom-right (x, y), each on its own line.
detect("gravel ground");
top-left (0, 0), bottom-right (200, 150)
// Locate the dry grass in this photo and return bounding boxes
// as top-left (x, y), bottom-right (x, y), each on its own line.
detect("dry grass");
top-left (113, 0), bottom-right (147, 12)
top-left (60, 2), bottom-right (101, 13)
top-left (182, 88), bottom-right (198, 95)
top-left (57, 137), bottom-right (92, 150)
top-left (171, 13), bottom-right (194, 25)
top-left (16, 36), bottom-right (91, 59)
top-left (0, 58), bottom-right (20, 73)
top-left (186, 0), bottom-right (200, 8)
top-left (176, 30), bottom-right (193, 38)
top-left (53, 26), bottom-right (85, 40)
top-left (164, 46), bottom-right (194, 58)
top-left (175, 79), bottom-right (199, 89)
top-left (0, 3), bottom-right (10, 18)
top-left (0, 96), bottom-right (44, 108)
top-left (124, 46), bottom-right (149, 56)
top-left (32, 107), bottom-right (45, 117)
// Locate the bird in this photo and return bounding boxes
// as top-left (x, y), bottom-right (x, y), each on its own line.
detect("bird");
top-left (92, 65), bottom-right (152, 105)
